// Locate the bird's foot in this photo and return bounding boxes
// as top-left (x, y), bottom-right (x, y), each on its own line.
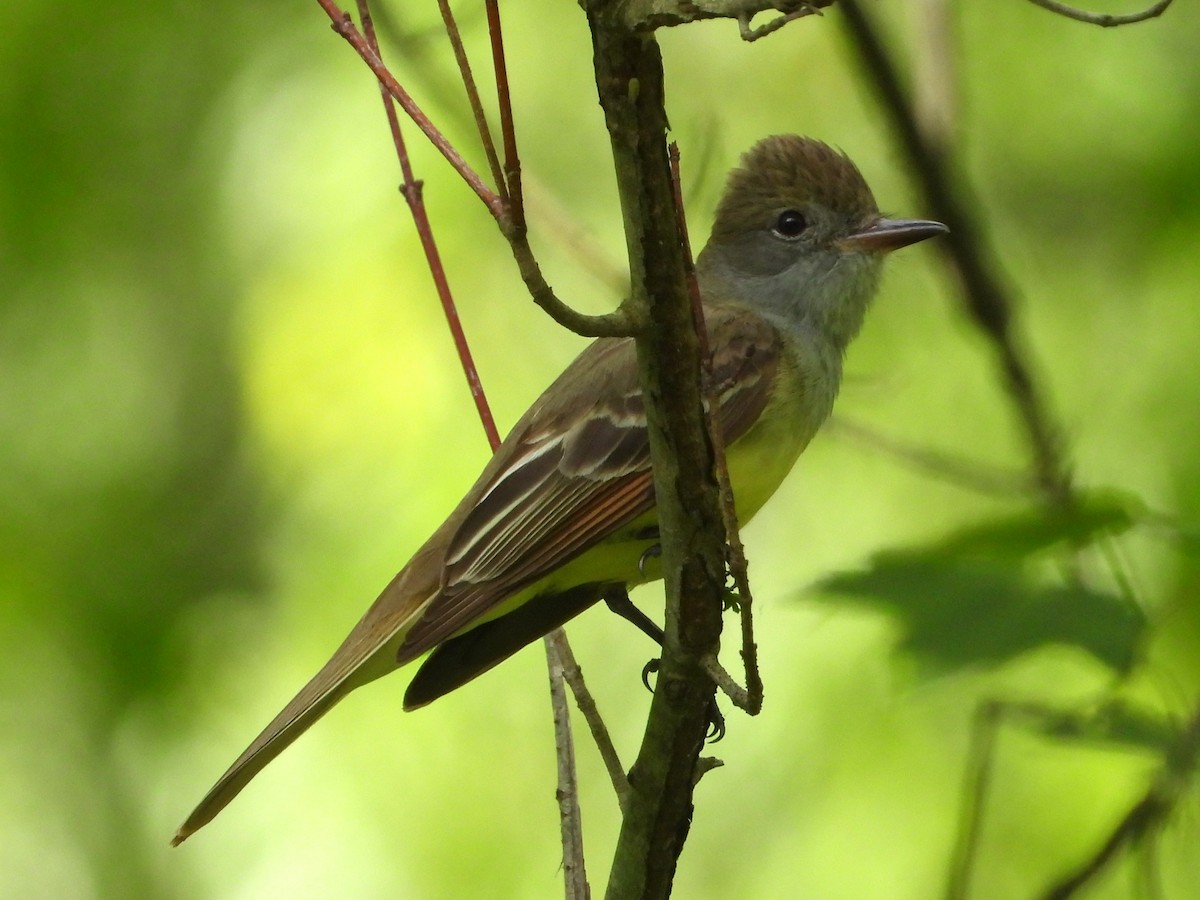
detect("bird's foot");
top-left (641, 658), bottom-right (726, 743)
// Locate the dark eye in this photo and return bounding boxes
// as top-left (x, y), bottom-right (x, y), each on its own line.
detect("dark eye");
top-left (772, 209), bottom-right (808, 239)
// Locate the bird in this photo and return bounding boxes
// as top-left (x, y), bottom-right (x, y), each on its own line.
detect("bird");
top-left (172, 134), bottom-right (947, 845)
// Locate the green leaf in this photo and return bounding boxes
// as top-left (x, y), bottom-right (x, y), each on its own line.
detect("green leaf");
top-left (810, 494), bottom-right (1147, 676)
top-left (999, 700), bottom-right (1181, 754)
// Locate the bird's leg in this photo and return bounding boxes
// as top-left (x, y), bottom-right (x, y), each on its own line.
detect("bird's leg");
top-left (605, 585), bottom-right (665, 644)
top-left (602, 586), bottom-right (726, 741)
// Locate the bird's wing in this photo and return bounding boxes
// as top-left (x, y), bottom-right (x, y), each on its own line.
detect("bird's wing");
top-left (396, 303), bottom-right (783, 660)
top-left (172, 304), bottom-right (781, 845)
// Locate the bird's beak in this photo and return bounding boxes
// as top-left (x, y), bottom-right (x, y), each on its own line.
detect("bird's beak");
top-left (837, 216), bottom-right (948, 253)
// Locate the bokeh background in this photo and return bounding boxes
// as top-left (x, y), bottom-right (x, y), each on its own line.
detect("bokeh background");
top-left (3, 1), bottom-right (1199, 897)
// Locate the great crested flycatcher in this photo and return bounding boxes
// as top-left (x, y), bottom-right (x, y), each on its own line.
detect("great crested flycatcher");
top-left (173, 135), bottom-right (946, 844)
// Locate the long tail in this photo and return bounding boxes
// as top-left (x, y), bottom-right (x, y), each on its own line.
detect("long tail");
top-left (170, 659), bottom-right (360, 846)
top-left (171, 579), bottom-right (434, 845)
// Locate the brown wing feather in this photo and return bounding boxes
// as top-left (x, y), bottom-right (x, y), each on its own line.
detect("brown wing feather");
top-left (173, 303), bottom-right (784, 845)
top-left (396, 304), bottom-right (782, 660)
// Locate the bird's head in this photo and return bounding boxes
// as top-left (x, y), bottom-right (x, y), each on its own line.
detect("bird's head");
top-left (697, 135), bottom-right (946, 348)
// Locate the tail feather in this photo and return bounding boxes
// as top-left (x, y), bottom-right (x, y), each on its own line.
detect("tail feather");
top-left (171, 663), bottom-right (358, 846)
top-left (172, 581), bottom-right (436, 845)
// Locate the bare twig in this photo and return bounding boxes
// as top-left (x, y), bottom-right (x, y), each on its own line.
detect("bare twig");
top-left (1039, 702), bottom-right (1199, 898)
top-left (323, 0), bottom-right (635, 341)
top-left (1023, 0), bottom-right (1173, 27)
top-left (545, 636), bottom-right (592, 900)
top-left (356, 0), bottom-right (501, 448)
top-left (548, 628), bottom-right (633, 809)
top-left (945, 701), bottom-right (1003, 900)
top-left (827, 417), bottom-right (1037, 498)
top-left (612, 0), bottom-right (836, 31)
top-left (739, 1), bottom-right (825, 41)
top-left (668, 143), bottom-right (762, 716)
top-left (368, 10), bottom-right (629, 297)
top-left (484, 0), bottom-right (526, 226)
top-left (507, 230), bottom-right (638, 337)
top-left (699, 655), bottom-right (754, 712)
top-left (434, 0), bottom-right (507, 198)
top-left (317, 0), bottom-right (504, 216)
top-left (354, 4), bottom-right (597, 887)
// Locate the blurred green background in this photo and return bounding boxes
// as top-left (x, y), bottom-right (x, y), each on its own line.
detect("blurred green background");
top-left (3, 1), bottom-right (1199, 897)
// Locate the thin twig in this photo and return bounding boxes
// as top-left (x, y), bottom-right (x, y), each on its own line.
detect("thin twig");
top-left (507, 229), bottom-right (638, 337)
top-left (739, 2), bottom-right (824, 41)
top-left (544, 636), bottom-right (592, 900)
top-left (668, 143), bottom-right (762, 715)
top-left (485, 0), bottom-right (526, 228)
top-left (327, 0), bottom-right (634, 340)
top-left (434, 0), bottom-right (507, 198)
top-left (548, 628), bottom-right (633, 809)
top-left (945, 700), bottom-right (1003, 900)
top-left (1023, 0), bottom-right (1173, 27)
top-left (356, 0), bottom-right (501, 449)
top-left (827, 417), bottom-right (1037, 498)
top-left (699, 655), bottom-right (753, 712)
top-left (355, 4), bottom-right (593, 887)
top-left (372, 9), bottom-right (627, 298)
top-left (316, 0), bottom-right (505, 217)
top-left (1039, 703), bottom-right (1200, 898)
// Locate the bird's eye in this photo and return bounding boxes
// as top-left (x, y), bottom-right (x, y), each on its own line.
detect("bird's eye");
top-left (772, 209), bottom-right (808, 240)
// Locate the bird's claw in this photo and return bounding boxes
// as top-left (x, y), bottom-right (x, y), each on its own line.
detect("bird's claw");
top-left (641, 658), bottom-right (726, 743)
top-left (638, 543), bottom-right (662, 577)
top-left (641, 658), bottom-right (660, 692)
top-left (706, 701), bottom-right (726, 743)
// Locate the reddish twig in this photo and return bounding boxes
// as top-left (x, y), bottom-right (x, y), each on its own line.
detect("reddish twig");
top-left (356, 0), bottom-right (500, 449)
top-left (434, 0), bottom-right (507, 199)
top-left (352, 5), bottom-right (596, 890)
top-left (485, 0), bottom-right (525, 227)
top-left (316, 0), bottom-right (633, 341)
top-left (316, 0), bottom-right (505, 219)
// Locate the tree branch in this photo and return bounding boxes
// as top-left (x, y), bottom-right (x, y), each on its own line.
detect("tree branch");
top-left (1023, 0), bottom-right (1173, 27)
top-left (612, 0), bottom-right (835, 31)
top-left (581, 6), bottom-right (732, 897)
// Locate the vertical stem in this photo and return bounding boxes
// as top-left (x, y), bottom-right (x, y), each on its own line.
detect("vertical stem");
top-left (435, 0), bottom-right (507, 199)
top-left (583, 12), bottom-right (729, 899)
top-left (545, 637), bottom-right (592, 899)
top-left (485, 0), bottom-right (526, 225)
